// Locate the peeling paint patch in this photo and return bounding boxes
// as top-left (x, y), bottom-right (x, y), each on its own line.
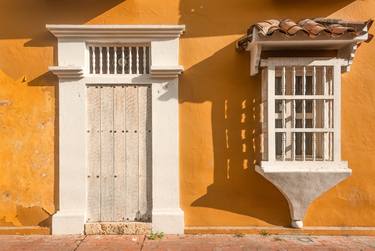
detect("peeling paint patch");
top-left (0, 100), bottom-right (11, 106)
top-left (16, 206), bottom-right (50, 226)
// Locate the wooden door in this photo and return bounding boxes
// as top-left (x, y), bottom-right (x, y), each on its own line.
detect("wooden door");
top-left (86, 84), bottom-right (152, 222)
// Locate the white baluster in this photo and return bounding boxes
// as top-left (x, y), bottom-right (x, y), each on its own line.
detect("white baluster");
top-left (129, 47), bottom-right (133, 74)
top-left (143, 46), bottom-right (147, 74)
top-left (99, 47), bottom-right (103, 74)
top-left (92, 47), bottom-right (96, 74)
top-left (107, 46), bottom-right (110, 74)
top-left (136, 47), bottom-right (139, 74)
top-left (89, 46), bottom-right (93, 74)
top-left (121, 47), bottom-right (125, 74)
top-left (114, 47), bottom-right (117, 74)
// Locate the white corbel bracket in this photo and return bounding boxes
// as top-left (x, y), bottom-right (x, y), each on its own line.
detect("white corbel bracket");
top-left (49, 66), bottom-right (84, 79)
top-left (150, 65), bottom-right (184, 78)
top-left (256, 163), bottom-right (351, 229)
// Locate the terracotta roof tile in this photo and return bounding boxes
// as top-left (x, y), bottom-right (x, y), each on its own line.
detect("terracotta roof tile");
top-left (238, 18), bottom-right (373, 50)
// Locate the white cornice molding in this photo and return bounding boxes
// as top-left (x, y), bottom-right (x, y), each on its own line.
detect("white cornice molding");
top-left (150, 65), bottom-right (184, 78)
top-left (46, 24), bottom-right (186, 39)
top-left (49, 66), bottom-right (84, 79)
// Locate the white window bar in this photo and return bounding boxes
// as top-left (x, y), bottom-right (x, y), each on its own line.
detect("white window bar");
top-left (292, 66), bottom-right (296, 161)
top-left (106, 46), bottom-right (110, 74)
top-left (323, 66), bottom-right (330, 160)
top-left (268, 66), bottom-right (276, 161)
top-left (121, 47), bottom-right (125, 74)
top-left (93, 47), bottom-right (97, 74)
top-left (99, 47), bottom-right (102, 74)
top-left (143, 46), bottom-right (147, 74)
top-left (272, 64), bottom-right (336, 162)
top-left (281, 67), bottom-right (286, 160)
top-left (136, 47), bottom-right (140, 74)
top-left (129, 47), bottom-right (133, 74)
top-left (312, 66), bottom-right (317, 161)
top-left (282, 67), bottom-right (286, 128)
top-left (89, 47), bottom-right (92, 74)
top-left (302, 66), bottom-right (306, 161)
top-left (114, 47), bottom-right (117, 74)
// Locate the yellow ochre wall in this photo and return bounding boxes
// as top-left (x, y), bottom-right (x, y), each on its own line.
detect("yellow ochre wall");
top-left (0, 0), bottom-right (375, 231)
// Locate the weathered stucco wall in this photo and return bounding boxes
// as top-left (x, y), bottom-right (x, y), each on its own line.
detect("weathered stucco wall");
top-left (0, 0), bottom-right (375, 231)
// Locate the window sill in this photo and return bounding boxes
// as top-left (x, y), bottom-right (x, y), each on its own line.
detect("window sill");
top-left (257, 160), bottom-right (350, 173)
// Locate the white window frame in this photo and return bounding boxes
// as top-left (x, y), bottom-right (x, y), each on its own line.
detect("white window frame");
top-left (256, 57), bottom-right (351, 229)
top-left (237, 20), bottom-right (370, 229)
top-left (260, 57), bottom-right (346, 170)
top-left (47, 24), bottom-right (185, 234)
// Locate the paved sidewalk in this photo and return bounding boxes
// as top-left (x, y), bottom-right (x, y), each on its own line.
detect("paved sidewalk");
top-left (0, 234), bottom-right (375, 250)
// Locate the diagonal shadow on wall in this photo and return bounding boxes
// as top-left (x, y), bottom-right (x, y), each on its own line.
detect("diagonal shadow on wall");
top-left (178, 0), bottom-right (356, 226)
top-left (180, 42), bottom-right (291, 226)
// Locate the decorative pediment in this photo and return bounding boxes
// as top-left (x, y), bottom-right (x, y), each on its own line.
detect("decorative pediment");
top-left (47, 24), bottom-right (185, 78)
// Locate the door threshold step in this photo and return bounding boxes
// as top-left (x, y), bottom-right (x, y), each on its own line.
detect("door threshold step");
top-left (85, 222), bottom-right (151, 235)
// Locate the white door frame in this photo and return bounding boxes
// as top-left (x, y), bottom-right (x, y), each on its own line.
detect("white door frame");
top-left (47, 25), bottom-right (185, 234)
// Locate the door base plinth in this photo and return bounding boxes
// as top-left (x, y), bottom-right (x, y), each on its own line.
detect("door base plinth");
top-left (52, 211), bottom-right (85, 234)
top-left (85, 222), bottom-right (151, 235)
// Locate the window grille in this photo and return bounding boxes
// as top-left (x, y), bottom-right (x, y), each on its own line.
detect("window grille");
top-left (89, 45), bottom-right (150, 75)
top-left (273, 66), bottom-right (334, 161)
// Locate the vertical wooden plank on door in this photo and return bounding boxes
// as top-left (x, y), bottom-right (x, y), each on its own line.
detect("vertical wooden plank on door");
top-left (113, 85), bottom-right (126, 222)
top-left (125, 85), bottom-right (139, 221)
top-left (100, 85), bottom-right (114, 221)
top-left (146, 86), bottom-right (152, 219)
top-left (138, 85), bottom-right (151, 220)
top-left (87, 85), bottom-right (101, 222)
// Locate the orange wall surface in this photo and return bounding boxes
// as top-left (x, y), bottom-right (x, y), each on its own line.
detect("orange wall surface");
top-left (0, 0), bottom-right (375, 230)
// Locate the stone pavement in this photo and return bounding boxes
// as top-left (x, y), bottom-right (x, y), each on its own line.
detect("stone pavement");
top-left (0, 234), bottom-right (375, 251)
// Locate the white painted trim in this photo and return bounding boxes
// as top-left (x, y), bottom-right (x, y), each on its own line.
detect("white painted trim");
top-left (46, 24), bottom-right (185, 38)
top-left (48, 24), bottom-right (185, 234)
top-left (250, 44), bottom-right (261, 76)
top-left (333, 64), bottom-right (342, 161)
top-left (259, 160), bottom-right (350, 172)
top-left (49, 66), bottom-right (83, 79)
top-left (150, 65), bottom-right (184, 78)
top-left (266, 66), bottom-right (275, 161)
top-left (241, 34), bottom-right (368, 76)
top-left (261, 57), bottom-right (347, 67)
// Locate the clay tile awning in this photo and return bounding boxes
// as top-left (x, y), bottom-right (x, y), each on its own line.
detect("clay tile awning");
top-left (237, 18), bottom-right (373, 51)
top-left (236, 18), bottom-right (373, 75)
